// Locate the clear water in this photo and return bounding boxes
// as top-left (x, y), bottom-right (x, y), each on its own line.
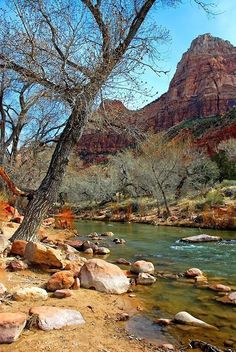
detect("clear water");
top-left (76, 221), bottom-right (236, 347)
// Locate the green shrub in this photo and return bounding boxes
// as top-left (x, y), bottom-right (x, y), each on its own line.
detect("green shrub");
top-left (204, 190), bottom-right (224, 206)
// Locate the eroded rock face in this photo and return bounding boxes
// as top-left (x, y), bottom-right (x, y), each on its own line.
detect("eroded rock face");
top-left (24, 242), bottom-right (63, 268)
top-left (77, 34), bottom-right (236, 164)
top-left (140, 34), bottom-right (236, 131)
top-left (0, 312), bottom-right (27, 343)
top-left (29, 306), bottom-right (85, 331)
top-left (79, 258), bottom-right (130, 294)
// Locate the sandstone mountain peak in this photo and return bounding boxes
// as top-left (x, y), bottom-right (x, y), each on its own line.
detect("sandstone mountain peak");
top-left (140, 33), bottom-right (236, 131)
top-left (189, 33), bottom-right (234, 54)
top-left (78, 34), bottom-right (236, 163)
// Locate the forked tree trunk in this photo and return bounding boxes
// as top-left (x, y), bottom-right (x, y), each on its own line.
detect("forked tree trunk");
top-left (10, 100), bottom-right (90, 242)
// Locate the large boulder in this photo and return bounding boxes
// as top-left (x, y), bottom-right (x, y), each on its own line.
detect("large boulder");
top-left (46, 271), bottom-right (75, 292)
top-left (29, 306), bottom-right (85, 331)
top-left (181, 234), bottom-right (222, 243)
top-left (13, 287), bottom-right (48, 301)
top-left (173, 311), bottom-right (216, 329)
top-left (79, 258), bottom-right (130, 294)
top-left (131, 260), bottom-right (154, 274)
top-left (0, 312), bottom-right (27, 343)
top-left (24, 242), bottom-right (63, 268)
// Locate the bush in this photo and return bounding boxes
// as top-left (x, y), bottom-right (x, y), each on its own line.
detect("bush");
top-left (204, 190), bottom-right (224, 207)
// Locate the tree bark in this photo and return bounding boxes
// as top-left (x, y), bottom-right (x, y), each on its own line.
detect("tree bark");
top-left (10, 98), bottom-right (91, 242)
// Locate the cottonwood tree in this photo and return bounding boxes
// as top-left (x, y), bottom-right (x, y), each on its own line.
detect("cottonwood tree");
top-left (0, 0), bottom-right (214, 241)
top-left (109, 135), bottom-right (220, 216)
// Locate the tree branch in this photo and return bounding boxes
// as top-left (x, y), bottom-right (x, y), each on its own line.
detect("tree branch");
top-left (114, 0), bottom-right (155, 59)
top-left (82, 0), bottom-right (110, 60)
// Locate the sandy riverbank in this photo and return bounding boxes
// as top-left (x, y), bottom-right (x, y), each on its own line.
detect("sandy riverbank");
top-left (0, 223), bottom-right (156, 352)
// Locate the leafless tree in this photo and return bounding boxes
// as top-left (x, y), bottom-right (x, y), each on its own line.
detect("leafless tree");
top-left (0, 0), bottom-right (215, 241)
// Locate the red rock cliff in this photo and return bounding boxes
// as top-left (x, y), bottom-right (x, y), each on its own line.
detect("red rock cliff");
top-left (78, 34), bottom-right (236, 162)
top-left (138, 33), bottom-right (236, 131)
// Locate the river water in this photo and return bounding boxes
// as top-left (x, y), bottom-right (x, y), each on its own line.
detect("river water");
top-left (75, 220), bottom-right (236, 348)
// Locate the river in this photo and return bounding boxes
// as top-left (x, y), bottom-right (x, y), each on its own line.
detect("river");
top-left (75, 220), bottom-right (236, 348)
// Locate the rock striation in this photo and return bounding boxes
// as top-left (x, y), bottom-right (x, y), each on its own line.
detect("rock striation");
top-left (78, 34), bottom-right (236, 163)
top-left (139, 34), bottom-right (236, 131)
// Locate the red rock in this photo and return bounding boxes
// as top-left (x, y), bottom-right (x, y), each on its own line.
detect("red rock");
top-left (77, 35), bottom-right (236, 164)
top-left (64, 260), bottom-right (85, 275)
top-left (46, 270), bottom-right (75, 291)
top-left (29, 306), bottom-right (85, 330)
top-left (24, 242), bottom-right (63, 268)
top-left (0, 312), bottom-right (27, 343)
top-left (7, 259), bottom-right (28, 271)
top-left (130, 260), bottom-right (154, 274)
top-left (11, 240), bottom-right (27, 256)
top-left (53, 289), bottom-right (73, 298)
top-left (65, 240), bottom-right (83, 250)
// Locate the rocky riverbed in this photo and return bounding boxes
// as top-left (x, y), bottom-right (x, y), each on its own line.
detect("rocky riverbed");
top-left (0, 217), bottom-right (235, 352)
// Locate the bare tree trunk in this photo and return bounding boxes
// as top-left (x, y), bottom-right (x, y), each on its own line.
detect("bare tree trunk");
top-left (156, 198), bottom-right (161, 216)
top-left (151, 165), bottom-right (171, 217)
top-left (10, 100), bottom-right (90, 242)
top-left (11, 131), bottom-right (21, 164)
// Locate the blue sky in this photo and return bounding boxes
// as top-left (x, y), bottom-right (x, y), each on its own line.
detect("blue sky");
top-left (136, 0), bottom-right (236, 108)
